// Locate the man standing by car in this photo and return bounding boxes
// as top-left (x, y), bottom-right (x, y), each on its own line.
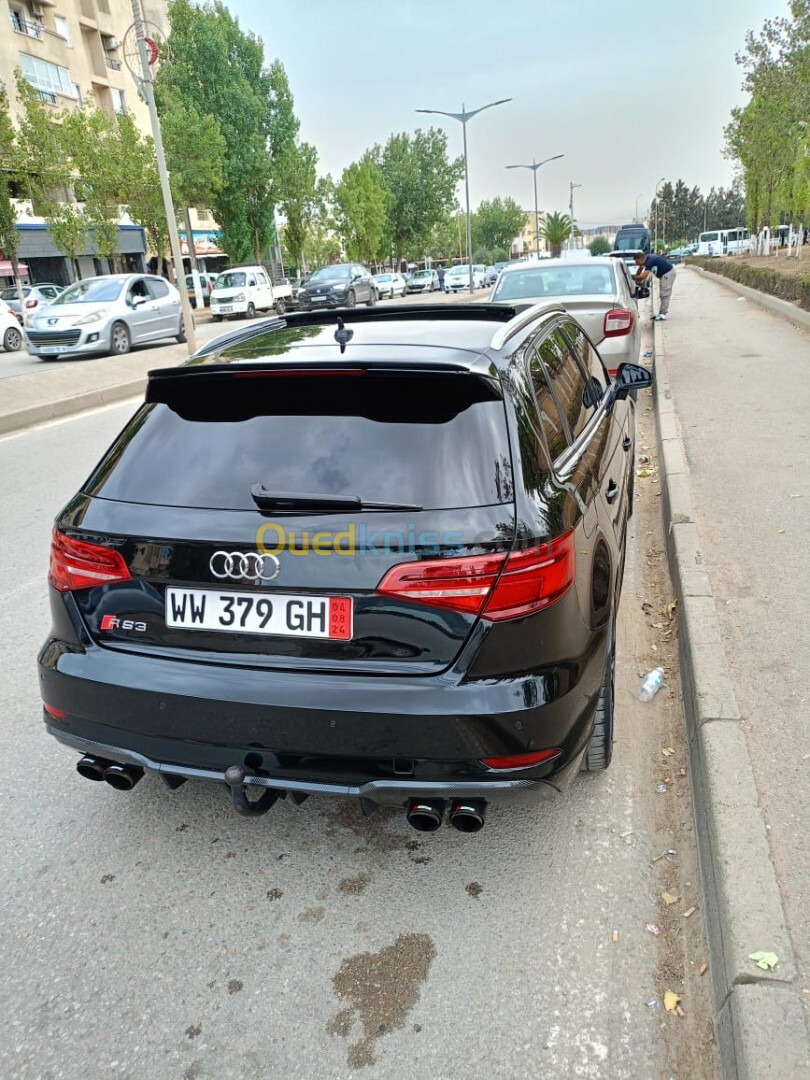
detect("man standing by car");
top-left (633, 251), bottom-right (675, 321)
top-left (437, 266), bottom-right (445, 291)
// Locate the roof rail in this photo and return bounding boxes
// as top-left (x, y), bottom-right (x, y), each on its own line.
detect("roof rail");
top-left (489, 302), bottom-right (565, 351)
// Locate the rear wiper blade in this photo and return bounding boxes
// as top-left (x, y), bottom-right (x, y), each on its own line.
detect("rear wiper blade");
top-left (250, 485), bottom-right (421, 512)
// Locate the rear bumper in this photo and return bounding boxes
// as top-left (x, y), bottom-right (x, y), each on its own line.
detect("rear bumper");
top-left (38, 635), bottom-right (601, 807)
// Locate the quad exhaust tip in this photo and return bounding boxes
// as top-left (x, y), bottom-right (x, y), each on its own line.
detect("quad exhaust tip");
top-left (103, 763), bottom-right (144, 791)
top-left (76, 755), bottom-right (111, 781)
top-left (406, 798), bottom-right (445, 832)
top-left (448, 799), bottom-right (487, 833)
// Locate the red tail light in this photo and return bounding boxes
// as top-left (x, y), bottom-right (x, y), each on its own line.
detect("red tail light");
top-left (482, 748), bottom-right (562, 770)
top-left (603, 308), bottom-right (634, 338)
top-left (49, 530), bottom-right (131, 593)
top-left (43, 704), bottom-right (67, 720)
top-left (25, 298), bottom-right (38, 308)
top-left (376, 531), bottom-right (575, 621)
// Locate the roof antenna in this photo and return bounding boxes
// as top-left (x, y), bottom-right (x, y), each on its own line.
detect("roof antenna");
top-left (334, 316), bottom-right (354, 354)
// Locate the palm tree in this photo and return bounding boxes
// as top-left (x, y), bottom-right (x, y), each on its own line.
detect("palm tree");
top-left (541, 211), bottom-right (573, 257)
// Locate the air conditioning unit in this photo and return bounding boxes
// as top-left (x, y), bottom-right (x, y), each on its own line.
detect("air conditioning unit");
top-left (102, 36), bottom-right (120, 51)
top-left (30, 3), bottom-right (45, 16)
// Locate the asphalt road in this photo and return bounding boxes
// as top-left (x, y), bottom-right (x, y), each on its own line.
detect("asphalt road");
top-left (0, 333), bottom-right (717, 1079)
top-left (662, 268), bottom-right (810, 1001)
top-left (0, 288), bottom-right (479, 379)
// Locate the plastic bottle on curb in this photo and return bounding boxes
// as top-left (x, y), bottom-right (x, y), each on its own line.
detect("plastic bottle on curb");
top-left (638, 667), bottom-right (665, 702)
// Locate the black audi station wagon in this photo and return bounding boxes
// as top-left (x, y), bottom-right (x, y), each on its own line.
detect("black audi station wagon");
top-left (38, 303), bottom-right (651, 832)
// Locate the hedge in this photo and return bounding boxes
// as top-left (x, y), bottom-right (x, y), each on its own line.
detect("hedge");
top-left (686, 257), bottom-right (810, 310)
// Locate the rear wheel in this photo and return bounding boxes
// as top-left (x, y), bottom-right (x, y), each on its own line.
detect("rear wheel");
top-left (176, 318), bottom-right (186, 344)
top-left (581, 631), bottom-right (615, 772)
top-left (3, 326), bottom-right (22, 352)
top-left (110, 321), bottom-right (131, 356)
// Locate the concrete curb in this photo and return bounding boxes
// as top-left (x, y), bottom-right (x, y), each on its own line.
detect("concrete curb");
top-left (652, 313), bottom-right (810, 1078)
top-left (688, 264), bottom-right (810, 333)
top-left (0, 377), bottom-right (145, 436)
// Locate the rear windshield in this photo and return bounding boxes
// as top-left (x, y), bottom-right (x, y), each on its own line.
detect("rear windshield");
top-left (85, 373), bottom-right (513, 511)
top-left (493, 265), bottom-right (614, 300)
top-left (1, 287), bottom-right (29, 299)
top-left (614, 230), bottom-right (648, 250)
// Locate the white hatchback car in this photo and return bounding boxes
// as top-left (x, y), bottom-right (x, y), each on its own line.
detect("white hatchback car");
top-left (0, 298), bottom-right (23, 352)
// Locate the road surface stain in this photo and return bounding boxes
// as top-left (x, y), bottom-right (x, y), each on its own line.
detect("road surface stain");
top-left (327, 932), bottom-right (436, 1068)
top-left (465, 881), bottom-right (483, 899)
top-left (338, 871), bottom-right (372, 895)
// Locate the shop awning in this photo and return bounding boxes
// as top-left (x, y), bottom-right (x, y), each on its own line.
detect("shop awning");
top-left (0, 260), bottom-right (28, 277)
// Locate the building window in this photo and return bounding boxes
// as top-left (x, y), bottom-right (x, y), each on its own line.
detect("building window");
top-left (197, 209), bottom-right (211, 222)
top-left (97, 0), bottom-right (111, 13)
top-left (111, 87), bottom-right (125, 114)
top-left (10, 8), bottom-right (44, 38)
top-left (19, 53), bottom-right (78, 100)
top-left (55, 16), bottom-right (72, 46)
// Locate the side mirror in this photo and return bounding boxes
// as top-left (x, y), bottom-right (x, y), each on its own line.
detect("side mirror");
top-left (614, 362), bottom-right (653, 399)
top-left (131, 294), bottom-right (148, 308)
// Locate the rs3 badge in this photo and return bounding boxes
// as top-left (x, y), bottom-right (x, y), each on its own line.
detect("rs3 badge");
top-left (100, 615), bottom-right (147, 632)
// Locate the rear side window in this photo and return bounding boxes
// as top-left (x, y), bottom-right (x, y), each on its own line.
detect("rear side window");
top-left (537, 329), bottom-right (594, 441)
top-left (148, 279), bottom-right (169, 299)
top-left (561, 319), bottom-right (608, 389)
top-left (85, 373), bottom-right (513, 511)
top-left (528, 349), bottom-right (568, 461)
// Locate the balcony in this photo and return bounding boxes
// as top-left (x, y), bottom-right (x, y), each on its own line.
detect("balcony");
top-left (10, 13), bottom-right (45, 39)
top-left (106, 57), bottom-right (122, 71)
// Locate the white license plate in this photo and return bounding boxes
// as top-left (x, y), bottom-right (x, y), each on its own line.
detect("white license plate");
top-left (166, 587), bottom-right (352, 640)
top-left (218, 305), bottom-right (233, 313)
top-left (41, 346), bottom-right (60, 353)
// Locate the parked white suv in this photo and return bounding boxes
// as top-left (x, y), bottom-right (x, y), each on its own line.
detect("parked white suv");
top-left (210, 266), bottom-right (292, 321)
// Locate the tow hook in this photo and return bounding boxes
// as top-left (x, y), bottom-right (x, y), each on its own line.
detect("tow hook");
top-left (224, 765), bottom-right (282, 817)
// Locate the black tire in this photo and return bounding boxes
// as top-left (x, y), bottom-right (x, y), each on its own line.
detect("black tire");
top-left (212, 314), bottom-right (223, 322)
top-left (3, 325), bottom-right (22, 352)
top-left (581, 630), bottom-right (615, 772)
top-left (366, 287), bottom-right (377, 307)
top-left (345, 289), bottom-right (356, 308)
top-left (246, 301), bottom-right (256, 319)
top-left (110, 321), bottom-right (131, 356)
top-left (275, 299), bottom-right (286, 315)
top-left (176, 318), bottom-right (186, 344)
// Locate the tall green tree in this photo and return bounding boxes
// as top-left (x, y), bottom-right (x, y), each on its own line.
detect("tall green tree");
top-left (14, 74), bottom-right (86, 280)
top-left (540, 211), bottom-right (572, 257)
top-left (335, 155), bottom-right (389, 266)
top-left (116, 112), bottom-right (171, 275)
top-left (61, 96), bottom-right (123, 268)
top-left (0, 82), bottom-right (25, 298)
top-left (471, 196), bottom-right (525, 260)
top-left (156, 0), bottom-right (299, 265)
top-left (276, 140), bottom-right (321, 274)
top-left (376, 128), bottom-right (463, 268)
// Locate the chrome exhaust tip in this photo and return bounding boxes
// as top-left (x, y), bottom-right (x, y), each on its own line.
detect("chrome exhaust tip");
top-left (102, 763), bottom-right (144, 791)
top-left (406, 798), bottom-right (445, 832)
top-left (76, 755), bottom-right (111, 781)
top-left (448, 799), bottom-right (486, 833)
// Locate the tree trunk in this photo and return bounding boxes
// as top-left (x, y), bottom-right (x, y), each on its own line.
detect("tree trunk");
top-left (10, 252), bottom-right (26, 312)
top-left (183, 207), bottom-right (204, 309)
top-left (72, 257), bottom-right (81, 282)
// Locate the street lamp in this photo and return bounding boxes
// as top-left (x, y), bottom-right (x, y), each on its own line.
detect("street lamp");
top-left (635, 193), bottom-right (644, 223)
top-left (416, 98), bottom-right (512, 294)
top-left (569, 182), bottom-right (582, 250)
top-left (653, 176), bottom-right (665, 250)
top-left (505, 154), bottom-right (564, 260)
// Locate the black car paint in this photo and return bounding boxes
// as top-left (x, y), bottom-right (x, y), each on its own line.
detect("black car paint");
top-left (38, 305), bottom-right (645, 813)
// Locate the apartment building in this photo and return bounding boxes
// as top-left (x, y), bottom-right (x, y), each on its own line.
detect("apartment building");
top-left (0, 0), bottom-right (170, 284)
top-left (511, 210), bottom-right (547, 260)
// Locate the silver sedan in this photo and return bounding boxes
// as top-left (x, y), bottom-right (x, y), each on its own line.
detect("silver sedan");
top-left (24, 274), bottom-right (185, 361)
top-left (490, 257), bottom-right (641, 374)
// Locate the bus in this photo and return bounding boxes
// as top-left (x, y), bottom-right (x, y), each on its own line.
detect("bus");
top-left (695, 228), bottom-right (750, 257)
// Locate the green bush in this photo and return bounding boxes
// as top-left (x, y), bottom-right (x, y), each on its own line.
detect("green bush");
top-left (687, 257), bottom-right (810, 311)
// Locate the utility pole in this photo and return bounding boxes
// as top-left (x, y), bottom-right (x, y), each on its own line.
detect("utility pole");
top-left (129, 0), bottom-right (196, 354)
top-left (569, 182), bottom-right (582, 250)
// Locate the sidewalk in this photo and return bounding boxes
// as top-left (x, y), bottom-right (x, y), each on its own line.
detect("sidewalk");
top-left (654, 268), bottom-right (810, 1075)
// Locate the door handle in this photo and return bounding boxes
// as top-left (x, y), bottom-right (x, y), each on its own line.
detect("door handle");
top-left (622, 435), bottom-right (632, 451)
top-left (605, 480), bottom-right (619, 504)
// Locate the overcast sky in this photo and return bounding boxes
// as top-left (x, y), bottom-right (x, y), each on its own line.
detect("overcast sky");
top-left (222, 0), bottom-right (778, 226)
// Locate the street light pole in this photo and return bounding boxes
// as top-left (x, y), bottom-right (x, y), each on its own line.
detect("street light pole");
top-left (654, 176), bottom-right (665, 252)
top-left (416, 98), bottom-right (512, 294)
top-left (129, 0), bottom-right (196, 354)
top-left (505, 154), bottom-right (564, 260)
top-left (635, 193), bottom-right (643, 222)
top-left (569, 182), bottom-right (582, 250)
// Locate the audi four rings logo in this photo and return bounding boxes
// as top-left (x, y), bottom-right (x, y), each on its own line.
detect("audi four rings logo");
top-left (209, 550), bottom-right (281, 581)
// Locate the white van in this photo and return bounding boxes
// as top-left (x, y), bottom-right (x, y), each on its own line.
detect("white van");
top-left (210, 265), bottom-right (292, 320)
top-left (695, 228), bottom-right (750, 257)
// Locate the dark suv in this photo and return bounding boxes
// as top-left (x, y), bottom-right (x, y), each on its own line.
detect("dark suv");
top-left (298, 264), bottom-right (377, 309)
top-left (39, 304), bottom-right (651, 832)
